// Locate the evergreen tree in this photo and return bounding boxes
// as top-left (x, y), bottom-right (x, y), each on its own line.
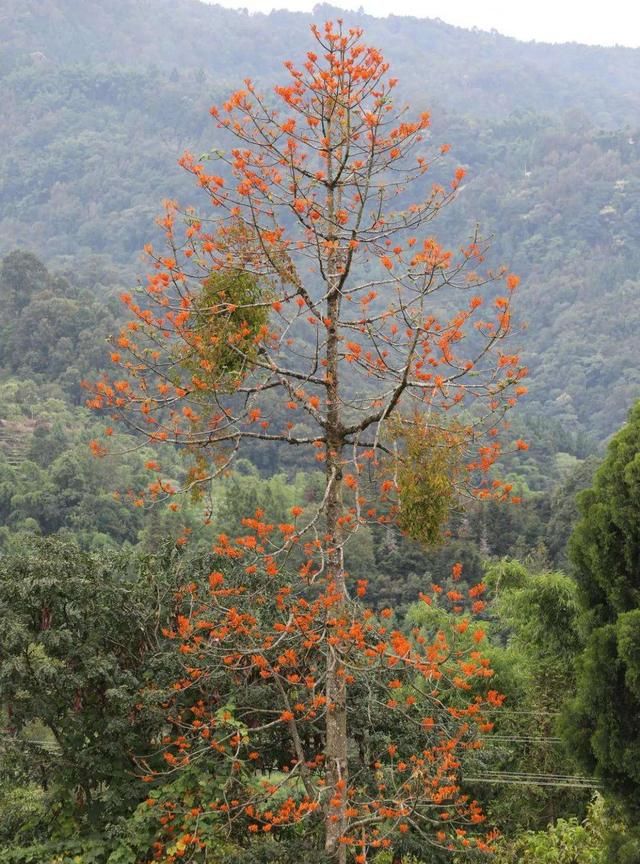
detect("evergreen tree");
top-left (563, 401), bottom-right (640, 835)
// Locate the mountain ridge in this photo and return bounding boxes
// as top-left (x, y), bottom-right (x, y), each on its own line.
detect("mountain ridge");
top-left (2, 0), bottom-right (639, 125)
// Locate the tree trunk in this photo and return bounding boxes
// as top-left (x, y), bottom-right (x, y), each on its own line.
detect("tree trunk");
top-left (324, 452), bottom-right (348, 862)
top-left (323, 194), bottom-right (348, 859)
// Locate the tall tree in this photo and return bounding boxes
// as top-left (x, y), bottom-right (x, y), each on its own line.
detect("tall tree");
top-left (89, 21), bottom-right (526, 862)
top-left (482, 561), bottom-right (588, 833)
top-left (563, 401), bottom-right (640, 853)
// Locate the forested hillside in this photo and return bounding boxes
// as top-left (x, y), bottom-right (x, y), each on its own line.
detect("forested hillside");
top-left (1, 0), bottom-right (638, 436)
top-left (1, 5), bottom-right (640, 863)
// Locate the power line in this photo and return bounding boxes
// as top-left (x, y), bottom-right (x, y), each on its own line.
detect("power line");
top-left (464, 771), bottom-right (600, 789)
top-left (478, 735), bottom-right (563, 743)
top-left (465, 777), bottom-right (600, 789)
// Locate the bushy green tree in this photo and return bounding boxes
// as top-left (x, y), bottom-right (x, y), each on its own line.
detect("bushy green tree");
top-left (0, 538), bottom-right (183, 843)
top-left (482, 561), bottom-right (587, 832)
top-left (491, 794), bottom-right (610, 864)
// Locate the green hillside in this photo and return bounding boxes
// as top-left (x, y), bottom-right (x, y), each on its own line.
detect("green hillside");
top-left (1, 1), bottom-right (638, 438)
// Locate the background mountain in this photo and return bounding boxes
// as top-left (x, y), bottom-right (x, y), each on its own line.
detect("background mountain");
top-left (1, 0), bottom-right (638, 440)
top-left (2, 0), bottom-right (640, 124)
top-left (0, 0), bottom-right (638, 477)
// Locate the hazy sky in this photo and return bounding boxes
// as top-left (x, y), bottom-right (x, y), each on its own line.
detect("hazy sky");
top-left (207, 0), bottom-right (640, 48)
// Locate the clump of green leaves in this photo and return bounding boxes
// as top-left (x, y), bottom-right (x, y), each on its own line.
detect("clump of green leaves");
top-left (180, 269), bottom-right (270, 392)
top-left (387, 414), bottom-right (467, 546)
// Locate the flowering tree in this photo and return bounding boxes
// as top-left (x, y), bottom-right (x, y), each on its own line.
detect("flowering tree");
top-left (89, 20), bottom-right (526, 863)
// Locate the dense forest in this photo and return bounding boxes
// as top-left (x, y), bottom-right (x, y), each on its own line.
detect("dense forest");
top-left (1, 3), bottom-right (639, 863)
